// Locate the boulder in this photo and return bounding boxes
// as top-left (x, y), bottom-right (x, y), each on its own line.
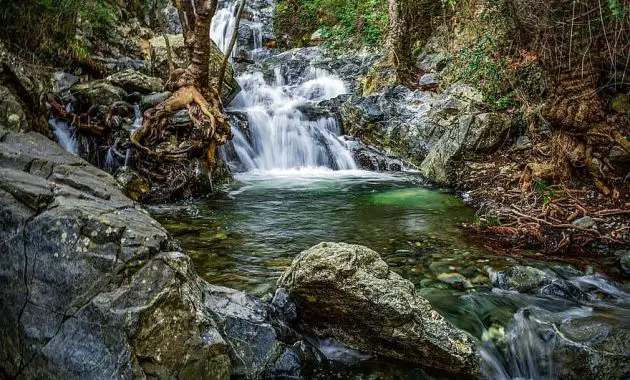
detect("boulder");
top-left (278, 242), bottom-right (480, 376)
top-left (71, 80), bottom-right (127, 108)
top-left (148, 34), bottom-right (241, 104)
top-left (0, 128), bottom-right (316, 379)
top-left (339, 84), bottom-right (482, 169)
top-left (492, 265), bottom-right (553, 292)
top-left (106, 69), bottom-right (164, 94)
top-left (420, 112), bottom-right (511, 184)
top-left (419, 73), bottom-right (439, 89)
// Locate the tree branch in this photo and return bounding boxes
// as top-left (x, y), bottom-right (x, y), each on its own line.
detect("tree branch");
top-left (217, 0), bottom-right (246, 98)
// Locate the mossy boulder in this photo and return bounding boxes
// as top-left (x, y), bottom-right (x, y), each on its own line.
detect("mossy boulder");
top-left (278, 242), bottom-right (480, 376)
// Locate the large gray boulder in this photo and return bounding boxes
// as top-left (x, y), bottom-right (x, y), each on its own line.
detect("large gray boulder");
top-left (420, 112), bottom-right (511, 184)
top-left (148, 34), bottom-right (241, 104)
top-left (0, 128), bottom-right (317, 379)
top-left (278, 242), bottom-right (480, 376)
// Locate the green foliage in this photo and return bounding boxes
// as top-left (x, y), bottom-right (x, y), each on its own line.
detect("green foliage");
top-left (609, 0), bottom-right (629, 19)
top-left (534, 180), bottom-right (555, 206)
top-left (273, 0), bottom-right (388, 51)
top-left (0, 0), bottom-right (117, 55)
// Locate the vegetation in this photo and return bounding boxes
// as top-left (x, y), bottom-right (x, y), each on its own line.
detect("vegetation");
top-left (0, 0), bottom-right (118, 54)
top-left (273, 0), bottom-right (388, 50)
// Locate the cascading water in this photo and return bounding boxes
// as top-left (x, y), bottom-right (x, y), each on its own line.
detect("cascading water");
top-left (211, 1), bottom-right (357, 172)
top-left (49, 117), bottom-right (79, 155)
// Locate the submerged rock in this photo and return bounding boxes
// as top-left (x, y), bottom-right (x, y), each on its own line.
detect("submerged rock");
top-left (278, 242), bottom-right (480, 376)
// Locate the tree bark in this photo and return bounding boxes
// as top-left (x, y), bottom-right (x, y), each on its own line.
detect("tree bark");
top-left (186, 0), bottom-right (218, 90)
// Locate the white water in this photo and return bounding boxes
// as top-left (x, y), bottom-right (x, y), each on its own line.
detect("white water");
top-left (49, 118), bottom-right (79, 155)
top-left (211, 1), bottom-right (357, 172)
top-left (131, 104), bottom-right (143, 134)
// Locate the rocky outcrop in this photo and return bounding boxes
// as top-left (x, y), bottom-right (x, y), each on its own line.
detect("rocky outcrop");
top-left (340, 82), bottom-right (512, 185)
top-left (148, 34), bottom-right (241, 104)
top-left (278, 242), bottom-right (480, 376)
top-left (420, 112), bottom-right (511, 184)
top-left (0, 128), bottom-right (318, 379)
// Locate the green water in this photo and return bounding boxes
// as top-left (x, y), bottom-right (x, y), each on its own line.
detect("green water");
top-left (151, 169), bottom-right (523, 295)
top-left (150, 169), bottom-right (630, 378)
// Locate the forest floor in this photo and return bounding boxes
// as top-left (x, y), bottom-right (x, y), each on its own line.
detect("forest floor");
top-left (455, 145), bottom-right (630, 259)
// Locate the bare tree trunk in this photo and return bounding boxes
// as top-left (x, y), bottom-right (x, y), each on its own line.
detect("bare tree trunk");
top-left (186, 0), bottom-right (218, 90)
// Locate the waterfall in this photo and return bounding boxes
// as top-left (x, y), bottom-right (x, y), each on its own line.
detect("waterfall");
top-left (131, 104), bottom-right (143, 134)
top-left (211, 0), bottom-right (357, 172)
top-left (49, 118), bottom-right (79, 155)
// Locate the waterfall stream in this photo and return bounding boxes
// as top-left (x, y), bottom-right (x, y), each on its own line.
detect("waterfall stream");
top-left (211, 1), bottom-right (357, 172)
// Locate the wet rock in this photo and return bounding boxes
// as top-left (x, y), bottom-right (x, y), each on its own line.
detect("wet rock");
top-left (437, 272), bottom-right (473, 290)
top-left (492, 266), bottom-right (553, 292)
top-left (148, 34), bottom-right (241, 104)
top-left (619, 251), bottom-right (630, 276)
top-left (272, 287), bottom-right (298, 322)
top-left (278, 242), bottom-right (480, 376)
top-left (140, 91), bottom-right (172, 111)
top-left (539, 279), bottom-right (590, 303)
top-left (343, 137), bottom-right (404, 171)
top-left (420, 112), bottom-right (511, 184)
top-left (106, 69), bottom-right (164, 94)
top-left (419, 73), bottom-right (439, 89)
top-left (71, 80), bottom-right (127, 108)
top-left (573, 216), bottom-right (597, 229)
top-left (114, 166), bottom-right (150, 202)
top-left (553, 317), bottom-right (630, 379)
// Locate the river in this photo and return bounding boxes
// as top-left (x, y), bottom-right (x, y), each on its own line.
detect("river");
top-left (151, 0), bottom-right (630, 378)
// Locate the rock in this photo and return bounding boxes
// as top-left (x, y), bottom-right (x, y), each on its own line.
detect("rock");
top-left (492, 265), bottom-right (553, 292)
top-left (52, 72), bottom-right (79, 93)
top-left (71, 80), bottom-right (127, 108)
top-left (516, 135), bottom-right (532, 148)
top-left (573, 216), bottom-right (597, 229)
top-left (106, 69), bottom-right (164, 94)
top-left (0, 128), bottom-right (316, 379)
top-left (140, 91), bottom-right (172, 111)
top-left (416, 53), bottom-right (450, 73)
top-left (278, 242), bottom-right (480, 376)
top-left (420, 112), bottom-right (511, 184)
top-left (343, 137), bottom-right (404, 171)
top-left (114, 166), bottom-right (150, 202)
top-left (539, 279), bottom-right (591, 303)
top-left (619, 251), bottom-right (630, 276)
top-left (611, 93), bottom-right (630, 114)
top-left (447, 83), bottom-right (484, 103)
top-left (437, 272), bottom-right (473, 290)
top-left (148, 34), bottom-right (241, 104)
top-left (0, 86), bottom-right (28, 132)
top-left (514, 309), bottom-right (630, 379)
top-left (418, 73), bottom-right (439, 89)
